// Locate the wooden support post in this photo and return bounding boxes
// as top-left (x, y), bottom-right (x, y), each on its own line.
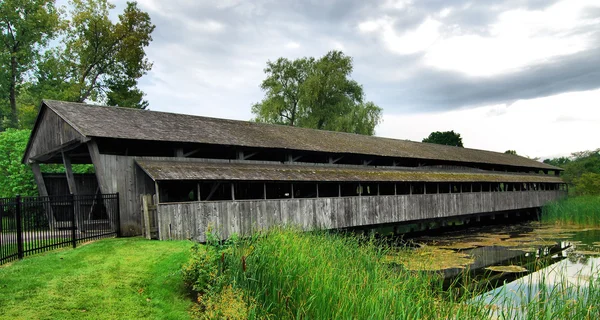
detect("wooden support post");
top-left (155, 182), bottom-right (161, 203)
top-left (358, 183), bottom-right (362, 196)
top-left (142, 195), bottom-right (152, 240)
top-left (290, 184), bottom-right (294, 198)
top-left (437, 183), bottom-right (440, 194)
top-left (424, 183), bottom-right (427, 194)
top-left (338, 184), bottom-right (341, 197)
top-left (31, 163), bottom-right (56, 226)
top-left (231, 182), bottom-right (235, 200)
top-left (197, 183), bottom-right (201, 201)
top-left (175, 148), bottom-right (184, 157)
top-left (62, 152), bottom-right (83, 232)
top-left (88, 140), bottom-right (109, 194)
top-left (237, 150), bottom-right (244, 160)
top-left (264, 183), bottom-right (267, 200)
top-left (394, 183), bottom-right (397, 196)
top-left (377, 184), bottom-right (380, 196)
top-left (316, 184), bottom-right (319, 198)
top-left (410, 183), bottom-right (413, 195)
top-left (470, 183), bottom-right (473, 193)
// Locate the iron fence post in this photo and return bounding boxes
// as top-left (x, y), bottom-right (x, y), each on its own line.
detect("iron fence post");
top-left (116, 192), bottom-right (121, 237)
top-left (70, 194), bottom-right (77, 248)
top-left (15, 195), bottom-right (24, 260)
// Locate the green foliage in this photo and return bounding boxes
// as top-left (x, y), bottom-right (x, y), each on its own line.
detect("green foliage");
top-left (0, 128), bottom-right (94, 198)
top-left (544, 149), bottom-right (600, 195)
top-left (34, 0), bottom-right (155, 107)
top-left (504, 150), bottom-right (517, 155)
top-left (0, 0), bottom-right (62, 128)
top-left (0, 129), bottom-right (37, 197)
top-left (542, 196), bottom-right (600, 227)
top-left (252, 50), bottom-right (382, 136)
top-left (182, 232), bottom-right (252, 319)
top-left (573, 173), bottom-right (600, 196)
top-left (422, 130), bottom-right (464, 147)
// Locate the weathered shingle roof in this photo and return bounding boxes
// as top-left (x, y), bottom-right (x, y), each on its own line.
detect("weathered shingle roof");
top-left (43, 100), bottom-right (560, 171)
top-left (136, 160), bottom-right (563, 183)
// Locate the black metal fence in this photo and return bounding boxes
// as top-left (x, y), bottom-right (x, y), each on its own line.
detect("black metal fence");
top-left (0, 193), bottom-right (120, 265)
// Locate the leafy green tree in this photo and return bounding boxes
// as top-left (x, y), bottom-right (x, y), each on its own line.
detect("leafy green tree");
top-left (0, 0), bottom-right (62, 128)
top-left (252, 51), bottom-right (382, 135)
top-left (0, 129), bottom-right (37, 197)
top-left (504, 150), bottom-right (517, 155)
top-left (574, 173), bottom-right (600, 196)
top-left (422, 131), bottom-right (464, 147)
top-left (34, 0), bottom-right (154, 108)
top-left (543, 157), bottom-right (571, 167)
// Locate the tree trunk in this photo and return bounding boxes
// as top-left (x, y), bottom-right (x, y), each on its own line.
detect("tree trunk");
top-left (9, 54), bottom-right (18, 128)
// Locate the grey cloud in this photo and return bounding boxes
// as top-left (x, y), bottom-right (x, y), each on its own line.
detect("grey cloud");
top-left (120, 0), bottom-right (600, 117)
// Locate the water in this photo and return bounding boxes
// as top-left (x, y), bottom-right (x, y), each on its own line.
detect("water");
top-left (400, 223), bottom-right (600, 311)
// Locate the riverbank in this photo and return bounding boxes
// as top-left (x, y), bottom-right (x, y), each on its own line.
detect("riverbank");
top-left (183, 227), bottom-right (600, 319)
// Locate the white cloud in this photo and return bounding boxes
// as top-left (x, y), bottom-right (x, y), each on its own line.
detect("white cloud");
top-left (424, 0), bottom-right (599, 76)
top-left (359, 17), bottom-right (441, 55)
top-left (286, 41), bottom-right (301, 49)
top-left (377, 89), bottom-right (600, 158)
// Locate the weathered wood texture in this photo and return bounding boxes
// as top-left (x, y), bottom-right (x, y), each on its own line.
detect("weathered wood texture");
top-left (157, 190), bottom-right (566, 241)
top-left (92, 154), bottom-right (160, 236)
top-left (24, 107), bottom-right (85, 163)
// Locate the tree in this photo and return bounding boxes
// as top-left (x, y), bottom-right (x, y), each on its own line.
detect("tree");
top-left (34, 0), bottom-right (154, 108)
top-left (422, 131), bottom-right (464, 147)
top-left (504, 150), bottom-right (517, 155)
top-left (0, 129), bottom-right (38, 197)
top-left (0, 0), bottom-right (61, 128)
top-left (252, 51), bottom-right (382, 135)
top-left (574, 173), bottom-right (600, 196)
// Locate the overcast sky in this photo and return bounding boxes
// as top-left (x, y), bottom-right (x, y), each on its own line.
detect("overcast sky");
top-left (112, 0), bottom-right (600, 159)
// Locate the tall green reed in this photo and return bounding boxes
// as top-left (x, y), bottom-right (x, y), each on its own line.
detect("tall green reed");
top-left (542, 196), bottom-right (600, 227)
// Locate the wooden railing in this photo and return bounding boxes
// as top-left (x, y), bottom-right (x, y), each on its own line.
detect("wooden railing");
top-left (156, 190), bottom-right (567, 241)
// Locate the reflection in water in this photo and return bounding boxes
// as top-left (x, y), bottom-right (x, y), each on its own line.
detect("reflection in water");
top-left (401, 224), bottom-right (600, 294)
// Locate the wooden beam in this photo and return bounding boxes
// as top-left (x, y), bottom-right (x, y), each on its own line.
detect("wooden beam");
top-left (329, 156), bottom-right (343, 164)
top-left (183, 148), bottom-right (201, 157)
top-left (87, 140), bottom-right (109, 194)
top-left (31, 163), bottom-right (56, 225)
top-left (62, 152), bottom-right (78, 195)
top-left (205, 182), bottom-right (221, 201)
top-left (62, 151), bottom-right (83, 231)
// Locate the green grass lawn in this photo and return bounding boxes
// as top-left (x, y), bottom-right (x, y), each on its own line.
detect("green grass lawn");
top-left (0, 237), bottom-right (194, 320)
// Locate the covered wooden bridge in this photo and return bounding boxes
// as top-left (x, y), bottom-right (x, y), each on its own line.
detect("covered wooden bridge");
top-left (23, 100), bottom-right (566, 240)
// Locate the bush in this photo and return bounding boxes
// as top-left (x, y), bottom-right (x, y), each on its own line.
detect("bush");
top-left (573, 173), bottom-right (600, 196)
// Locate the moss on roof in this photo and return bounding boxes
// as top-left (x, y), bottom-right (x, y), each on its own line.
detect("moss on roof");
top-left (136, 160), bottom-right (564, 183)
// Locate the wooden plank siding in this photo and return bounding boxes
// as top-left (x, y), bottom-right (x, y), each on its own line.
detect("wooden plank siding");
top-left (157, 190), bottom-right (566, 241)
top-left (23, 107), bottom-right (86, 163)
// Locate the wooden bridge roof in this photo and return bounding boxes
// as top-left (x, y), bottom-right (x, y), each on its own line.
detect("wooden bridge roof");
top-left (136, 160), bottom-right (563, 183)
top-left (36, 100), bottom-right (560, 171)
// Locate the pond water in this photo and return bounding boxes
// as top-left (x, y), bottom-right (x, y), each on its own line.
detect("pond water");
top-left (397, 222), bottom-right (600, 312)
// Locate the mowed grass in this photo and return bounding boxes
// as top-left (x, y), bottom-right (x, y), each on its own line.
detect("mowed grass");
top-left (542, 196), bottom-right (600, 227)
top-left (0, 237), bottom-right (194, 320)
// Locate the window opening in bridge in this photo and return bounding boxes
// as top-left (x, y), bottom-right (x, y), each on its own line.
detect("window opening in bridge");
top-left (317, 183), bottom-right (339, 197)
top-left (265, 183), bottom-right (293, 199)
top-left (378, 183), bottom-right (395, 195)
top-left (198, 182), bottom-right (232, 201)
top-left (439, 183), bottom-right (450, 194)
top-left (396, 183), bottom-right (410, 195)
top-left (340, 183), bottom-right (361, 197)
top-left (160, 181), bottom-right (198, 203)
top-left (232, 182), bottom-right (265, 200)
top-left (412, 183), bottom-right (424, 194)
top-left (424, 183), bottom-right (437, 194)
top-left (292, 183), bottom-right (319, 198)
